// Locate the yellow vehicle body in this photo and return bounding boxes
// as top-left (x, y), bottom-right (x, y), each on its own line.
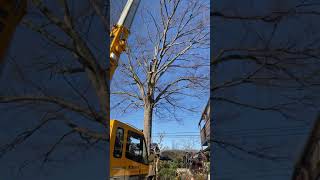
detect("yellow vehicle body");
top-left (110, 120), bottom-right (150, 180)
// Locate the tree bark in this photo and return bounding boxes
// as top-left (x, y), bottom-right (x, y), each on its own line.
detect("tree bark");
top-left (143, 102), bottom-right (153, 153)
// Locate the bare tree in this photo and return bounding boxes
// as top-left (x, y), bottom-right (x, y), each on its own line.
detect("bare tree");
top-left (182, 138), bottom-right (198, 151)
top-left (212, 0), bottom-right (320, 119)
top-left (111, 0), bottom-right (210, 151)
top-left (0, 0), bottom-right (109, 175)
top-left (211, 0), bottom-right (320, 175)
top-left (155, 132), bottom-right (166, 151)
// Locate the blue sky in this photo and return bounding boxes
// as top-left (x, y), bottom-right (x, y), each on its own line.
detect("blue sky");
top-left (110, 0), bottom-right (210, 150)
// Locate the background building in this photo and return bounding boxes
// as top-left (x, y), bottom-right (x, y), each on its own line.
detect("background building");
top-left (199, 100), bottom-right (210, 152)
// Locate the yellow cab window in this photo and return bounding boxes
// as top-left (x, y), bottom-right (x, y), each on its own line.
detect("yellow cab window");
top-left (113, 127), bottom-right (124, 158)
top-left (126, 130), bottom-right (148, 164)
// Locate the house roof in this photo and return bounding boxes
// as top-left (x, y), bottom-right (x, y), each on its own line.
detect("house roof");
top-left (199, 100), bottom-right (210, 126)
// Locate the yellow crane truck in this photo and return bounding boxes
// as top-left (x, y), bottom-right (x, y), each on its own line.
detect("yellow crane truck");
top-left (110, 0), bottom-right (155, 179)
top-left (110, 120), bottom-right (151, 179)
top-left (0, 0), bottom-right (154, 179)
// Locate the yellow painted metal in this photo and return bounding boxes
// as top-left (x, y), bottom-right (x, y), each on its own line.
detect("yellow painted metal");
top-left (109, 24), bottom-right (129, 80)
top-left (0, 0), bottom-right (27, 62)
top-left (110, 120), bottom-right (149, 178)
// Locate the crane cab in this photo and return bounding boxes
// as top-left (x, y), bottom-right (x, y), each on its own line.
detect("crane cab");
top-left (110, 120), bottom-right (151, 179)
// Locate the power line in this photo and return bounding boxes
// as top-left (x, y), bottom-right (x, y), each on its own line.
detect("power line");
top-left (215, 125), bottom-right (311, 134)
top-left (153, 131), bottom-right (200, 135)
top-left (216, 131), bottom-right (309, 138)
top-left (153, 136), bottom-right (200, 138)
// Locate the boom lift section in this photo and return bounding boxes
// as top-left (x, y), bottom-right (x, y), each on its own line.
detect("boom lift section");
top-left (110, 0), bottom-right (140, 80)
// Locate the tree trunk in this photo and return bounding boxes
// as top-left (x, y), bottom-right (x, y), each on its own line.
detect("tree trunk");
top-left (144, 101), bottom-right (155, 178)
top-left (143, 102), bottom-right (153, 152)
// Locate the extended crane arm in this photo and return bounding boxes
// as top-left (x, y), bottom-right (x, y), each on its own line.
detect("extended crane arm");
top-left (110, 0), bottom-right (140, 80)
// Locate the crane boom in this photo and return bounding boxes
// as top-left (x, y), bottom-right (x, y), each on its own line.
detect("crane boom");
top-left (110, 0), bottom-right (140, 80)
top-left (117, 0), bottom-right (140, 29)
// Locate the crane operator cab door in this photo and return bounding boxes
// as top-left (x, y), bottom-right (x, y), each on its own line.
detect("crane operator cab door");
top-left (111, 123), bottom-right (126, 179)
top-left (110, 120), bottom-right (149, 180)
top-left (125, 130), bottom-right (149, 179)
